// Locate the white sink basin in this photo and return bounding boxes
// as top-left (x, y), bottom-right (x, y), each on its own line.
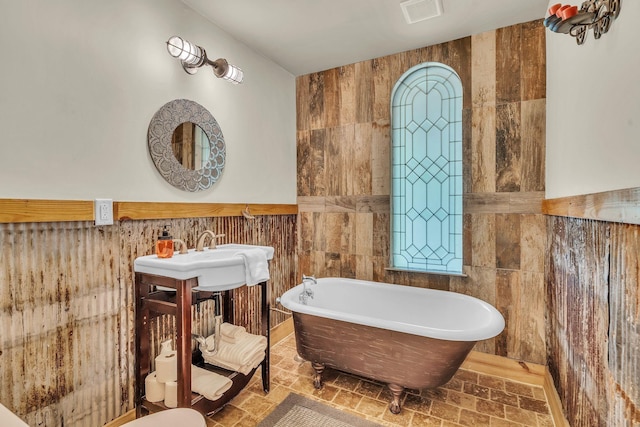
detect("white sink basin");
top-left (134, 243), bottom-right (274, 291)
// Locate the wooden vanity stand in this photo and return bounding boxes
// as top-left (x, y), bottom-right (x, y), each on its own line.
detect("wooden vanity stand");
top-left (134, 272), bottom-right (270, 418)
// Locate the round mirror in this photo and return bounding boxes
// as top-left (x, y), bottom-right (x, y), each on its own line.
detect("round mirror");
top-left (148, 99), bottom-right (225, 192)
top-left (171, 122), bottom-right (211, 171)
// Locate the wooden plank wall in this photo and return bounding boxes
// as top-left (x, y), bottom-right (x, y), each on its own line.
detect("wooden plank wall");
top-left (296, 20), bottom-right (546, 364)
top-left (547, 217), bottom-right (640, 426)
top-left (0, 215), bottom-right (297, 426)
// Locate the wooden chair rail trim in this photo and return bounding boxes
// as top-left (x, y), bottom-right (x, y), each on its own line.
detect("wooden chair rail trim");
top-left (0, 199), bottom-right (298, 223)
top-left (117, 202), bottom-right (298, 220)
top-left (542, 187), bottom-right (640, 225)
top-left (543, 367), bottom-right (571, 427)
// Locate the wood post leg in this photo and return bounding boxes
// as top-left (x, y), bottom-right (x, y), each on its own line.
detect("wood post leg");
top-left (135, 272), bottom-right (150, 417)
top-left (176, 279), bottom-right (193, 407)
top-left (311, 362), bottom-right (325, 389)
top-left (387, 383), bottom-right (404, 414)
top-left (260, 281), bottom-right (270, 393)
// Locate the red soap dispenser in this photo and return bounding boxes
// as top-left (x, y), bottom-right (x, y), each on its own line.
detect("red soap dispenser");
top-left (156, 226), bottom-right (174, 258)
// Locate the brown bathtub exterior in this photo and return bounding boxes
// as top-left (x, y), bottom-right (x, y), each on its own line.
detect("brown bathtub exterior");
top-left (293, 312), bottom-right (477, 413)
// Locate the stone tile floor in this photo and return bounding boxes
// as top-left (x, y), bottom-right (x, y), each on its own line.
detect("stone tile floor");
top-left (205, 334), bottom-right (554, 426)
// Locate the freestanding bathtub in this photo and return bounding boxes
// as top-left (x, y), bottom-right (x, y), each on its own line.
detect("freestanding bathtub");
top-left (279, 277), bottom-right (505, 413)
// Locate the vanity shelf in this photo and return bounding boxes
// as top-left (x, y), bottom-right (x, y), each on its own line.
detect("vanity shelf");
top-left (134, 271), bottom-right (270, 418)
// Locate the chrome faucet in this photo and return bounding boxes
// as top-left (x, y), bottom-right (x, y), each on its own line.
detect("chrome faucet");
top-left (299, 274), bottom-right (317, 304)
top-left (196, 230), bottom-right (226, 251)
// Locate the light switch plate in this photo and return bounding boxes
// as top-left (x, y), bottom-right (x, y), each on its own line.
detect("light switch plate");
top-left (94, 199), bottom-right (114, 226)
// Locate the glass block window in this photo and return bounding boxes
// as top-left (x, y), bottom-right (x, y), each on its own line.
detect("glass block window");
top-left (390, 62), bottom-right (463, 274)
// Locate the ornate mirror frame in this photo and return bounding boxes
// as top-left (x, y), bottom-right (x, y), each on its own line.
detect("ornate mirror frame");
top-left (147, 99), bottom-right (226, 192)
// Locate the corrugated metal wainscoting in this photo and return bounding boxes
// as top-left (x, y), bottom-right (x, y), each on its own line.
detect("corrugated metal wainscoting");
top-left (0, 214), bottom-right (297, 426)
top-left (547, 217), bottom-right (640, 426)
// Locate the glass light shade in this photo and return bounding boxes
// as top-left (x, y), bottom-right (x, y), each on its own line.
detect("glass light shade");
top-left (222, 64), bottom-right (244, 84)
top-left (166, 36), bottom-right (204, 66)
top-left (211, 58), bottom-right (243, 84)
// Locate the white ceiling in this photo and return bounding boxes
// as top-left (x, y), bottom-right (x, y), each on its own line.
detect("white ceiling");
top-left (181, 0), bottom-right (549, 76)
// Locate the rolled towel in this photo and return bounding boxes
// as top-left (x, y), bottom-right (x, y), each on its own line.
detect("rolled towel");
top-left (220, 323), bottom-right (246, 344)
top-left (191, 365), bottom-right (233, 401)
top-left (235, 249), bottom-right (270, 286)
top-left (221, 322), bottom-right (246, 338)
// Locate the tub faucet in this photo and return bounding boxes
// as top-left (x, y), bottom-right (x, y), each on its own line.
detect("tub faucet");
top-left (300, 274), bottom-right (317, 304)
top-left (196, 230), bottom-right (225, 251)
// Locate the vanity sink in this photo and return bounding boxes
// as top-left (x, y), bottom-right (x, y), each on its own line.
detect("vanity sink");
top-left (134, 243), bottom-right (274, 291)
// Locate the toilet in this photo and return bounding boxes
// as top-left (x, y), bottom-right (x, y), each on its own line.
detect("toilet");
top-left (123, 408), bottom-right (206, 427)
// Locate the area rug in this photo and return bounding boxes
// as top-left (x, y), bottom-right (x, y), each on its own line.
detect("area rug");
top-left (257, 393), bottom-right (383, 427)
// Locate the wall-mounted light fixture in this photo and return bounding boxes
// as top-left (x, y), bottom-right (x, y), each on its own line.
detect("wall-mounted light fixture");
top-left (166, 36), bottom-right (244, 84)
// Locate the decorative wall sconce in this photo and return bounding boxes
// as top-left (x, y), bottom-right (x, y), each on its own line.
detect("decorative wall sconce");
top-left (166, 36), bottom-right (244, 84)
top-left (543, 0), bottom-right (621, 45)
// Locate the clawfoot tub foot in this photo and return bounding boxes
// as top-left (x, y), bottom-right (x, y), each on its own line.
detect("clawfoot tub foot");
top-left (387, 383), bottom-right (405, 414)
top-left (311, 362), bottom-right (325, 389)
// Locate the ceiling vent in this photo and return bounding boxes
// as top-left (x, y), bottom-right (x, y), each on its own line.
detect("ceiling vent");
top-left (400, 0), bottom-right (443, 24)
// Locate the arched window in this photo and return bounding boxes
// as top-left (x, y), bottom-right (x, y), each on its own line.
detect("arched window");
top-left (390, 62), bottom-right (463, 274)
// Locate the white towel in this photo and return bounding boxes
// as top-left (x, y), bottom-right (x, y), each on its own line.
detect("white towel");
top-left (220, 323), bottom-right (246, 344)
top-left (191, 364), bottom-right (233, 401)
top-left (216, 331), bottom-right (267, 365)
top-left (201, 332), bottom-right (266, 364)
top-left (235, 248), bottom-right (270, 286)
top-left (203, 350), bottom-right (265, 375)
top-left (201, 330), bottom-right (267, 375)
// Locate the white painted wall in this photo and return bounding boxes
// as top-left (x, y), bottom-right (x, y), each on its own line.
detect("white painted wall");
top-left (0, 0), bottom-right (296, 203)
top-left (546, 1), bottom-right (640, 198)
